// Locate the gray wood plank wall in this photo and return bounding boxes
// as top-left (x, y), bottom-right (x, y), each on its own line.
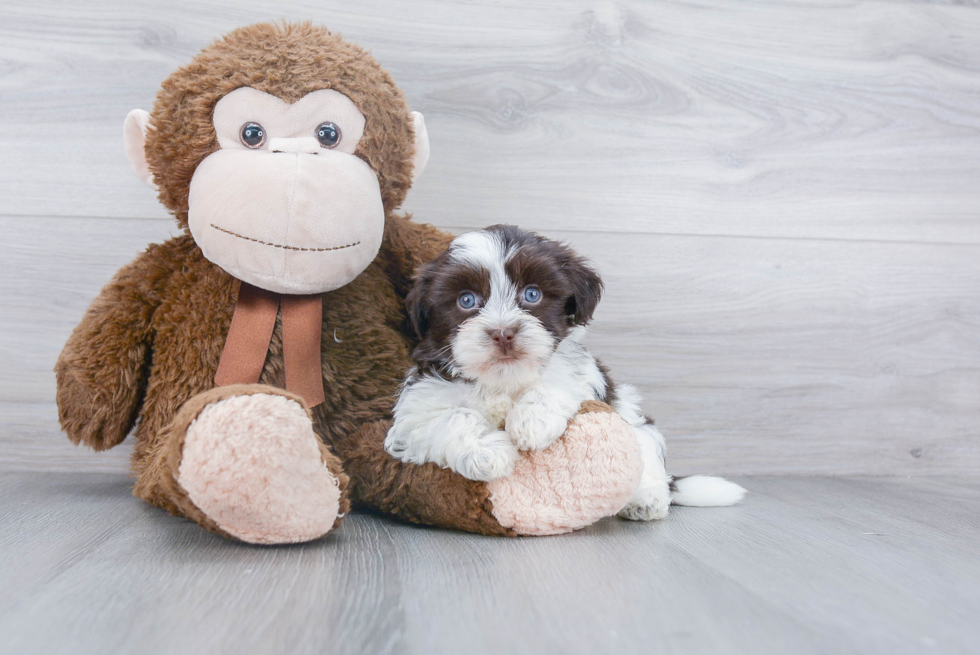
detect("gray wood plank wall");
top-left (1, 0), bottom-right (978, 475)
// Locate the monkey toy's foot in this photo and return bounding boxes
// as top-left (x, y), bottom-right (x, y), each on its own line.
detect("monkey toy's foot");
top-left (487, 401), bottom-right (644, 536)
top-left (150, 385), bottom-right (348, 545)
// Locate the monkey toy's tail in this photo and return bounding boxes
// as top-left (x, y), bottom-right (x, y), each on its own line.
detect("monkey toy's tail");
top-left (670, 475), bottom-right (747, 507)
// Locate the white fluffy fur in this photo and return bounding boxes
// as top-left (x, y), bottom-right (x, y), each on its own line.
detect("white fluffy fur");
top-left (618, 422), bottom-right (672, 521)
top-left (386, 229), bottom-right (745, 518)
top-left (385, 374), bottom-right (518, 481)
top-left (671, 475), bottom-right (747, 507)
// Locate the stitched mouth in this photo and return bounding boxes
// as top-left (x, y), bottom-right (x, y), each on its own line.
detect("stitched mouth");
top-left (210, 224), bottom-right (360, 252)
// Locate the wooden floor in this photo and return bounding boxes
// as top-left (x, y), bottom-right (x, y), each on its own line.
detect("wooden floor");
top-left (0, 473), bottom-right (977, 655)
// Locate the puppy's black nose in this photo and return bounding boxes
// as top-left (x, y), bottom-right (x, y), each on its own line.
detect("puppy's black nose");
top-left (490, 328), bottom-right (517, 350)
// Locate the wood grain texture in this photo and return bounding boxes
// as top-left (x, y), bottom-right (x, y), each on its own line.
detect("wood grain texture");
top-left (1, 1), bottom-right (979, 242)
top-left (1, 1), bottom-right (979, 476)
top-left (1, 473), bottom-right (979, 655)
top-left (3, 216), bottom-right (977, 475)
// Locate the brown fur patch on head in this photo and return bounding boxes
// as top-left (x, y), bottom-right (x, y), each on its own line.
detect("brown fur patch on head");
top-left (405, 224), bottom-right (605, 373)
top-left (485, 224), bottom-right (604, 328)
top-left (405, 248), bottom-right (493, 370)
top-left (144, 21), bottom-right (417, 228)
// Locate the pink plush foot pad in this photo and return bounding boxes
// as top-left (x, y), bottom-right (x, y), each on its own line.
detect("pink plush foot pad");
top-left (178, 393), bottom-right (341, 544)
top-left (487, 409), bottom-right (643, 536)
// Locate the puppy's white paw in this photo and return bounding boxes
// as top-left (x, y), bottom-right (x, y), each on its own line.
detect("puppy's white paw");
top-left (506, 403), bottom-right (569, 451)
top-left (618, 480), bottom-right (671, 521)
top-left (384, 432), bottom-right (413, 461)
top-left (453, 430), bottom-right (519, 481)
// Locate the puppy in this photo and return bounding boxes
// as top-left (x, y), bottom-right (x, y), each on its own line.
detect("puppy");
top-left (384, 225), bottom-right (745, 520)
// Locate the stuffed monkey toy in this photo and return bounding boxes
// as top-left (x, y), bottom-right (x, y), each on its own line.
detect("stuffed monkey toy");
top-left (55, 22), bottom-right (643, 544)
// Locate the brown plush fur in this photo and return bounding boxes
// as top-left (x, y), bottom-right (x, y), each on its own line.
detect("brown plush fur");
top-left (55, 22), bottom-right (516, 538)
top-left (144, 22), bottom-right (417, 228)
top-left (341, 421), bottom-right (516, 536)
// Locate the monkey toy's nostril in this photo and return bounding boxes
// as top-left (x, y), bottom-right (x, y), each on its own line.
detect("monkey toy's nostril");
top-left (266, 136), bottom-right (321, 155)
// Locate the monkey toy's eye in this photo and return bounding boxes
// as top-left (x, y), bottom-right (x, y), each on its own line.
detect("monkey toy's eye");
top-left (458, 292), bottom-right (480, 310)
top-left (239, 122), bottom-right (266, 149)
top-left (316, 121), bottom-right (342, 149)
top-left (522, 286), bottom-right (542, 304)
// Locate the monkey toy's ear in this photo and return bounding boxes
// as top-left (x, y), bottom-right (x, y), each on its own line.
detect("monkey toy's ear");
top-left (410, 111), bottom-right (430, 184)
top-left (123, 109), bottom-right (157, 190)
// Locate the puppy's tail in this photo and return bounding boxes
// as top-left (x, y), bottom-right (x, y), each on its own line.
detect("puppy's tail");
top-left (670, 475), bottom-right (746, 507)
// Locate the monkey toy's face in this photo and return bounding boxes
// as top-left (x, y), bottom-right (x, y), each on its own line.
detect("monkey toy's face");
top-left (187, 87), bottom-right (384, 294)
top-left (124, 38), bottom-right (429, 296)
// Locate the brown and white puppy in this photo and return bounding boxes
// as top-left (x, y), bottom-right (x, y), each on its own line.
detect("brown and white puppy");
top-left (384, 225), bottom-right (745, 520)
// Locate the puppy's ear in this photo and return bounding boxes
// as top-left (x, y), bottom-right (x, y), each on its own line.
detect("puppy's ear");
top-left (405, 270), bottom-right (432, 339)
top-left (563, 253), bottom-right (604, 326)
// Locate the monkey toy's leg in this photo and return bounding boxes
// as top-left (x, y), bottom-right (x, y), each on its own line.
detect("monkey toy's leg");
top-left (134, 384), bottom-right (349, 544)
top-left (338, 401), bottom-right (643, 536)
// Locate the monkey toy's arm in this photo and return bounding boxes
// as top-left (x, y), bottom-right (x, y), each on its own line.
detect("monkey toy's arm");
top-left (55, 242), bottom-right (173, 451)
top-left (380, 214), bottom-right (455, 299)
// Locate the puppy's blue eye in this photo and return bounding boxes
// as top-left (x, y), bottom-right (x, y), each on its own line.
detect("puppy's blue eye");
top-left (458, 292), bottom-right (478, 310)
top-left (523, 286), bottom-right (541, 304)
